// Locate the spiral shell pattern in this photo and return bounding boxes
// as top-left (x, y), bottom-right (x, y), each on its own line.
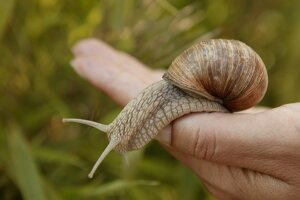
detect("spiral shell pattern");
top-left (163, 39), bottom-right (268, 111)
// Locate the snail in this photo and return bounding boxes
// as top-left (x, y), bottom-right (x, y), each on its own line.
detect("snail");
top-left (63, 39), bottom-right (268, 178)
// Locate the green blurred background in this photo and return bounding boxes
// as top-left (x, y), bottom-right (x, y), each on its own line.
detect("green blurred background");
top-left (1, 0), bottom-right (300, 199)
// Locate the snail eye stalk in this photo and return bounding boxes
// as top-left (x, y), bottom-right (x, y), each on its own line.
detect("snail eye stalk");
top-left (88, 139), bottom-right (120, 178)
top-left (63, 118), bottom-right (117, 178)
top-left (62, 118), bottom-right (108, 133)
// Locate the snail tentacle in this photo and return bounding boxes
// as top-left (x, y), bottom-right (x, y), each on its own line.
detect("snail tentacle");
top-left (88, 139), bottom-right (120, 178)
top-left (62, 118), bottom-right (109, 133)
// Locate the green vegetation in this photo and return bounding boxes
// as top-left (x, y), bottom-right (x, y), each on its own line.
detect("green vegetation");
top-left (1, 0), bottom-right (299, 199)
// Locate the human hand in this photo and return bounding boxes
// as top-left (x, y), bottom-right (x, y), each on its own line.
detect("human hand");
top-left (71, 38), bottom-right (300, 199)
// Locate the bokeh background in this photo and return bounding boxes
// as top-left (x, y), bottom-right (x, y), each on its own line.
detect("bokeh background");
top-left (1, 0), bottom-right (300, 199)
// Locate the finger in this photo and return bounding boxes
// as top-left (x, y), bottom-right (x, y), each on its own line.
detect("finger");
top-left (72, 38), bottom-right (116, 57)
top-left (71, 39), bottom-right (164, 105)
top-left (157, 107), bottom-right (300, 180)
top-left (237, 106), bottom-right (270, 114)
top-left (72, 38), bottom-right (160, 83)
top-left (165, 146), bottom-right (295, 199)
top-left (71, 56), bottom-right (149, 106)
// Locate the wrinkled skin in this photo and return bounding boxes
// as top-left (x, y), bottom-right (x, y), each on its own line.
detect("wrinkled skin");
top-left (71, 38), bottom-right (300, 199)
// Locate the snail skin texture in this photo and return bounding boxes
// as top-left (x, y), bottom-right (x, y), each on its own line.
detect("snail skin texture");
top-left (63, 39), bottom-right (268, 178)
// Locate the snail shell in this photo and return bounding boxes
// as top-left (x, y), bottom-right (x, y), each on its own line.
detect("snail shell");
top-left (63, 39), bottom-right (268, 178)
top-left (164, 39), bottom-right (268, 111)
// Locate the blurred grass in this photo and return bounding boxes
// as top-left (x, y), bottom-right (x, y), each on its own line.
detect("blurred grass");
top-left (6, 126), bottom-right (46, 200)
top-left (0, 0), bottom-right (300, 199)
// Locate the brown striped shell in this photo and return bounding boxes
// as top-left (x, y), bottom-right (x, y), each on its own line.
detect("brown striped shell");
top-left (163, 39), bottom-right (268, 111)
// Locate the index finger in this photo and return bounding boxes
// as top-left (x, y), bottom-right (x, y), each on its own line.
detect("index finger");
top-left (71, 38), bottom-right (163, 105)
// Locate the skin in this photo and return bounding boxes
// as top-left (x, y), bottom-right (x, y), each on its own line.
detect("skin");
top-left (70, 38), bottom-right (300, 199)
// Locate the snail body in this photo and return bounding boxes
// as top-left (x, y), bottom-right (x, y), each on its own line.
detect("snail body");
top-left (109, 80), bottom-right (227, 152)
top-left (63, 39), bottom-right (268, 178)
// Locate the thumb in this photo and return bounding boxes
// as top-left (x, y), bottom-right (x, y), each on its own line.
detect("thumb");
top-left (156, 108), bottom-right (298, 180)
top-left (163, 146), bottom-right (295, 199)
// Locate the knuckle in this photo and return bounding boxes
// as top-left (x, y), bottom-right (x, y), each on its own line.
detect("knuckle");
top-left (193, 126), bottom-right (218, 161)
